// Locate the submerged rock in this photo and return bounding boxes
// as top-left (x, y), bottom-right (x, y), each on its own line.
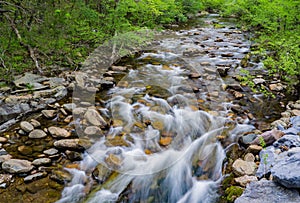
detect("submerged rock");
top-left (41, 110), bottom-right (57, 119)
top-left (84, 109), bottom-right (107, 128)
top-left (2, 159), bottom-right (33, 173)
top-left (20, 121), bottom-right (34, 133)
top-left (235, 180), bottom-right (300, 203)
top-left (54, 139), bottom-right (82, 150)
top-left (24, 172), bottom-right (46, 182)
top-left (48, 126), bottom-right (71, 138)
top-left (29, 129), bottom-right (47, 139)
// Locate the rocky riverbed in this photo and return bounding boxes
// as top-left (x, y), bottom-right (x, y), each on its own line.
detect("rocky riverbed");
top-left (0, 14), bottom-right (299, 203)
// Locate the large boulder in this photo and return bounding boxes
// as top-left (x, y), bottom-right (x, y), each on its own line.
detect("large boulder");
top-left (235, 180), bottom-right (300, 203)
top-left (271, 152), bottom-right (300, 188)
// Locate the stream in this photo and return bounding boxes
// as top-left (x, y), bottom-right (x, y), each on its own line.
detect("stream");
top-left (0, 14), bottom-right (296, 203)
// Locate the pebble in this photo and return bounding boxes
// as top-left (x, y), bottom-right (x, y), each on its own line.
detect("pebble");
top-left (2, 159), bottom-right (34, 173)
top-left (43, 148), bottom-right (58, 156)
top-left (32, 158), bottom-right (51, 166)
top-left (29, 129), bottom-right (47, 139)
top-left (232, 159), bottom-right (257, 176)
top-left (24, 172), bottom-right (46, 182)
top-left (20, 121), bottom-right (34, 132)
top-left (41, 110), bottom-right (57, 119)
top-left (48, 126), bottom-right (71, 138)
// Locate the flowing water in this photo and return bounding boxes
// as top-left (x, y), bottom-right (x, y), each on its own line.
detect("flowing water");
top-left (57, 15), bottom-right (271, 203)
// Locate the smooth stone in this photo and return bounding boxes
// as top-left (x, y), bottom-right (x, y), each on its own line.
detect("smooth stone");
top-left (30, 119), bottom-right (41, 128)
top-left (0, 137), bottom-right (8, 143)
top-left (271, 152), bottom-right (300, 188)
top-left (2, 159), bottom-right (33, 173)
top-left (240, 133), bottom-right (257, 145)
top-left (54, 139), bottom-right (81, 150)
top-left (20, 121), bottom-right (34, 132)
top-left (235, 180), bottom-right (300, 203)
top-left (32, 158), bottom-right (51, 166)
top-left (246, 145), bottom-right (263, 154)
top-left (29, 129), bottom-right (47, 139)
top-left (251, 129), bottom-right (284, 146)
top-left (232, 159), bottom-right (257, 176)
top-left (253, 78), bottom-right (265, 85)
top-left (84, 109), bottom-right (107, 127)
top-left (43, 148), bottom-right (58, 156)
top-left (159, 137), bottom-right (172, 146)
top-left (48, 126), bottom-right (71, 138)
top-left (234, 175), bottom-right (258, 187)
top-left (50, 170), bottom-right (72, 184)
top-left (84, 126), bottom-right (103, 136)
top-left (41, 110), bottom-right (57, 119)
top-left (244, 153), bottom-right (255, 162)
top-left (72, 107), bottom-right (87, 116)
top-left (24, 172), bottom-right (46, 182)
top-left (62, 103), bottom-right (76, 113)
top-left (111, 65), bottom-right (127, 71)
top-left (269, 83), bottom-right (284, 91)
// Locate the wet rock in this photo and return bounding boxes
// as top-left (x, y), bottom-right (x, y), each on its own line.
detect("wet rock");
top-left (92, 163), bottom-right (112, 183)
top-left (2, 159), bottom-right (33, 173)
top-left (50, 169), bottom-right (72, 184)
top-left (232, 91), bottom-right (244, 99)
top-left (159, 137), bottom-right (172, 146)
top-left (111, 65), bottom-right (127, 71)
top-left (271, 152), bottom-right (300, 188)
top-left (240, 133), bottom-right (257, 145)
top-left (30, 119), bottom-right (41, 128)
top-left (250, 129), bottom-right (284, 146)
top-left (17, 145), bottom-right (33, 155)
top-left (73, 107), bottom-right (87, 116)
top-left (273, 134), bottom-right (300, 150)
top-left (232, 159), bottom-right (257, 176)
top-left (235, 180), bottom-right (300, 203)
top-left (29, 129), bottom-right (47, 139)
top-left (62, 103), bottom-right (76, 113)
top-left (221, 53), bottom-right (234, 57)
top-left (24, 172), bottom-right (46, 182)
top-left (32, 158), bottom-right (51, 166)
top-left (0, 154), bottom-right (12, 164)
top-left (189, 72), bottom-right (201, 79)
top-left (43, 148), bottom-right (58, 156)
top-left (65, 150), bottom-right (82, 161)
top-left (105, 154), bottom-right (122, 169)
top-left (41, 110), bottom-right (57, 119)
top-left (216, 66), bottom-right (230, 77)
top-left (246, 145), bottom-right (263, 154)
top-left (48, 126), bottom-right (71, 138)
top-left (203, 67), bottom-right (216, 74)
top-left (20, 121), bottom-right (34, 133)
top-left (253, 78), bottom-right (265, 85)
top-left (269, 83), bottom-right (284, 91)
top-left (256, 146), bottom-right (277, 179)
top-left (84, 109), bottom-right (107, 127)
top-left (54, 139), bottom-right (82, 150)
top-left (0, 148), bottom-right (7, 156)
top-left (0, 174), bottom-right (12, 186)
top-left (84, 126), bottom-right (103, 136)
top-left (0, 137), bottom-right (8, 143)
top-left (105, 136), bottom-right (130, 147)
top-left (183, 48), bottom-right (202, 56)
top-left (234, 175), bottom-right (258, 187)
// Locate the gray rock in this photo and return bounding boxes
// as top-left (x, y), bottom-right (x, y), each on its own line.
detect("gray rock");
top-left (29, 129), bottom-right (47, 139)
top-left (232, 159), bottom-right (257, 176)
top-left (271, 152), bottom-right (300, 188)
top-left (0, 148), bottom-right (7, 156)
top-left (273, 134), bottom-right (300, 149)
top-left (0, 154), bottom-right (12, 164)
top-left (54, 139), bottom-right (82, 150)
top-left (32, 158), bottom-right (51, 166)
top-left (240, 133), bottom-right (257, 145)
top-left (2, 159), bottom-right (33, 173)
top-left (41, 110), bottom-right (57, 119)
top-left (291, 116), bottom-right (300, 131)
top-left (48, 126), bottom-right (71, 138)
top-left (244, 153), bottom-right (255, 162)
top-left (253, 78), bottom-right (265, 85)
top-left (13, 73), bottom-right (47, 88)
top-left (84, 109), bottom-right (107, 127)
top-left (43, 148), bottom-right (58, 155)
top-left (256, 146), bottom-right (277, 179)
top-left (30, 119), bottom-right (41, 128)
top-left (84, 126), bottom-right (102, 136)
top-left (20, 121), bottom-right (34, 132)
top-left (62, 103), bottom-right (76, 113)
top-left (50, 169), bottom-right (72, 184)
top-left (235, 180), bottom-right (300, 203)
top-left (24, 172), bottom-right (46, 182)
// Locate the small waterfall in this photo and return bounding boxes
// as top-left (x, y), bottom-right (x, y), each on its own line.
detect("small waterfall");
top-left (58, 17), bottom-right (255, 203)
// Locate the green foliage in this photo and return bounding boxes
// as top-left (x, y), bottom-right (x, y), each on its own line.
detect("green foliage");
top-left (221, 0), bottom-right (300, 90)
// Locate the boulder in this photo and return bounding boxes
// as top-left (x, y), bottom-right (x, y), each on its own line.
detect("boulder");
top-left (271, 152), bottom-right (300, 188)
top-left (250, 129), bottom-right (284, 146)
top-left (2, 159), bottom-right (33, 173)
top-left (273, 134), bottom-right (300, 149)
top-left (256, 146), bottom-right (277, 179)
top-left (235, 180), bottom-right (300, 203)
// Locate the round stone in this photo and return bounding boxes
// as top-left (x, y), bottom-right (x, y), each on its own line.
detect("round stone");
top-left (29, 129), bottom-right (47, 139)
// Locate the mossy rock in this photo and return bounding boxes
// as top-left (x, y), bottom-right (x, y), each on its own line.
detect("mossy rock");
top-left (224, 186), bottom-right (244, 202)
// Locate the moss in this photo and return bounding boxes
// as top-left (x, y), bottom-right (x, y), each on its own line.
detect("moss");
top-left (224, 186), bottom-right (244, 202)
